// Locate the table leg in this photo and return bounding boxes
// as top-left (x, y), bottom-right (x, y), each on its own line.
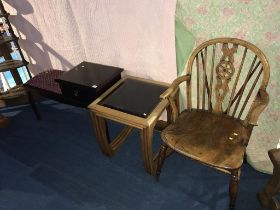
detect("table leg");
top-left (141, 126), bottom-right (156, 175)
top-left (91, 112), bottom-right (134, 157)
top-left (91, 112), bottom-right (114, 156)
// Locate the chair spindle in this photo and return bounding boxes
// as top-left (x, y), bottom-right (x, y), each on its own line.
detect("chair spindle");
top-left (209, 44), bottom-right (216, 111)
top-left (238, 67), bottom-right (263, 119)
top-left (227, 47), bottom-right (248, 114)
top-left (196, 54), bottom-right (200, 109)
top-left (232, 55), bottom-right (257, 117)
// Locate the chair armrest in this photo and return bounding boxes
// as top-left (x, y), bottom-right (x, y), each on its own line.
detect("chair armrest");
top-left (246, 89), bottom-right (269, 126)
top-left (160, 74), bottom-right (191, 123)
top-left (160, 74), bottom-right (191, 99)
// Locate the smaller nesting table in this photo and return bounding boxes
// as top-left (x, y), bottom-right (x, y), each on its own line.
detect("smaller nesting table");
top-left (88, 76), bottom-right (171, 175)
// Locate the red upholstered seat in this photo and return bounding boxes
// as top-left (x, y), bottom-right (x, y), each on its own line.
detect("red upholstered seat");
top-left (24, 69), bottom-right (87, 108)
top-left (25, 70), bottom-right (64, 94)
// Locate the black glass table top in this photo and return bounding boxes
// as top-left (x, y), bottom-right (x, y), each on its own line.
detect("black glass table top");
top-left (100, 79), bottom-right (168, 118)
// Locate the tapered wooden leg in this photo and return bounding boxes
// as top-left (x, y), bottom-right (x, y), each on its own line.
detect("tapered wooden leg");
top-left (27, 91), bottom-right (41, 120)
top-left (156, 144), bottom-right (168, 181)
top-left (243, 153), bottom-right (247, 164)
top-left (141, 126), bottom-right (156, 175)
top-left (229, 169), bottom-right (240, 210)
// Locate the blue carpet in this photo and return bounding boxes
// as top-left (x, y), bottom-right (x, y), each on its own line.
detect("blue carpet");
top-left (0, 100), bottom-right (268, 210)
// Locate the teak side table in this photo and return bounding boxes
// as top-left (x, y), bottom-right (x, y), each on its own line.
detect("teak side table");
top-left (88, 76), bottom-right (171, 175)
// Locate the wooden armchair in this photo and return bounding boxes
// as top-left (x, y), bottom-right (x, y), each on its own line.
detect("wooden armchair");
top-left (156, 38), bottom-right (270, 210)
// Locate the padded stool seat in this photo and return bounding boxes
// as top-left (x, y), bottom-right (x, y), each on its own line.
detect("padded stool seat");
top-left (25, 69), bottom-right (89, 108)
top-left (25, 69), bottom-right (64, 95)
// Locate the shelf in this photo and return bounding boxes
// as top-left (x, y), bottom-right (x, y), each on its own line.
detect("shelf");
top-left (0, 1), bottom-right (31, 94)
top-left (0, 36), bottom-right (18, 45)
top-left (0, 60), bottom-right (26, 72)
top-left (0, 85), bottom-right (28, 108)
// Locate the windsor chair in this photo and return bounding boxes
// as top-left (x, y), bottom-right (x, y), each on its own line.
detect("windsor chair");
top-left (156, 38), bottom-right (270, 210)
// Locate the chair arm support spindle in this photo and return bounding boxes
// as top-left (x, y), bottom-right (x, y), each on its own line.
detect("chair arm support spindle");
top-left (245, 89), bottom-right (269, 126)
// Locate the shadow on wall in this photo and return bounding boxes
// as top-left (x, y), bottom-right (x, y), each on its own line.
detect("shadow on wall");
top-left (5, 0), bottom-right (73, 75)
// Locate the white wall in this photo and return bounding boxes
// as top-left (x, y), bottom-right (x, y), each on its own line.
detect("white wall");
top-left (4, 0), bottom-right (177, 83)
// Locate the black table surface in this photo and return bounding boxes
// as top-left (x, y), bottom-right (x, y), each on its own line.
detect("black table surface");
top-left (100, 79), bottom-right (168, 118)
top-left (55, 61), bottom-right (123, 89)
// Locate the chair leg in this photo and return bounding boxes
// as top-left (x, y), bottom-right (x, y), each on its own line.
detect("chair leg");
top-left (229, 169), bottom-right (241, 210)
top-left (27, 91), bottom-right (41, 120)
top-left (156, 144), bottom-right (168, 181)
top-left (243, 153), bottom-right (247, 164)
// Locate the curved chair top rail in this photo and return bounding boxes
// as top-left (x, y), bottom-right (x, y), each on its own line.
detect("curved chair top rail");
top-left (186, 37), bottom-right (270, 89)
top-left (180, 37), bottom-right (270, 123)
